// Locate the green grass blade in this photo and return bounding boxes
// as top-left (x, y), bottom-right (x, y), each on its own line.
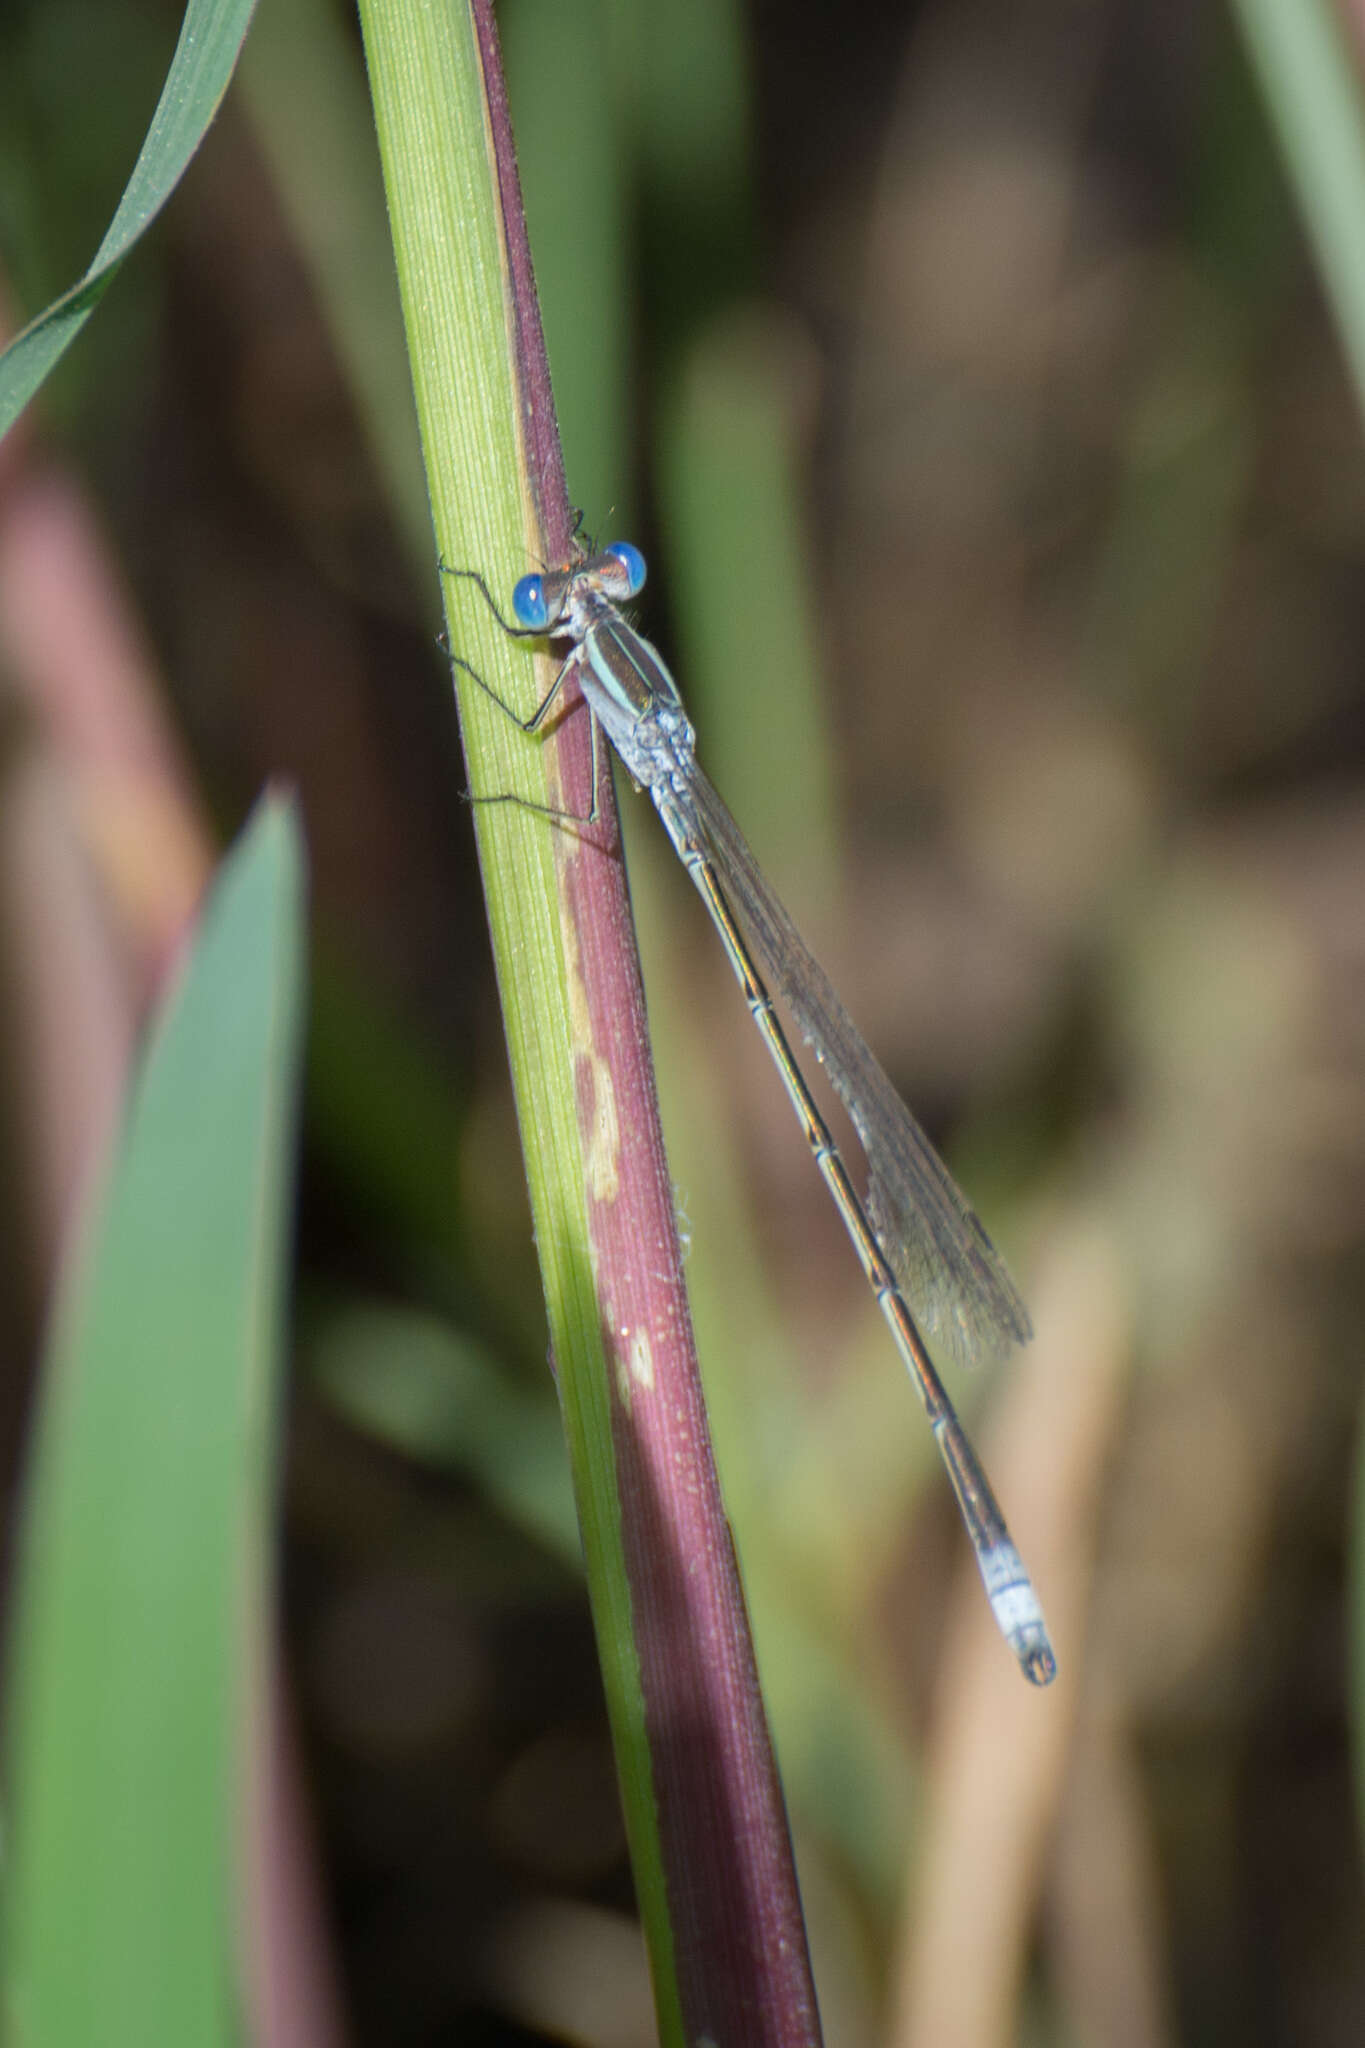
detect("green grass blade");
top-left (0, 0), bottom-right (258, 440)
top-left (1230, 0), bottom-right (1365, 421)
top-left (1, 796), bottom-right (306, 2048)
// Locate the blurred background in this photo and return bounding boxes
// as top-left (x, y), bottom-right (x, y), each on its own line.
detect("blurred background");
top-left (3, 0), bottom-right (1365, 2042)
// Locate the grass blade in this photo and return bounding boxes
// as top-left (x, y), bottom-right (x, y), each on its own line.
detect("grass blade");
top-left (1, 796), bottom-right (306, 2048)
top-left (0, 0), bottom-right (258, 439)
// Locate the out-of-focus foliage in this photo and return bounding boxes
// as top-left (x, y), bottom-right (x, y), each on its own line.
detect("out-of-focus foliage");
top-left (0, 0), bottom-right (258, 438)
top-left (3, 801), bottom-right (304, 2048)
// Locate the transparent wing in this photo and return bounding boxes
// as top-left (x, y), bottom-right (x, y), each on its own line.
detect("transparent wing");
top-left (683, 767), bottom-right (1031, 1369)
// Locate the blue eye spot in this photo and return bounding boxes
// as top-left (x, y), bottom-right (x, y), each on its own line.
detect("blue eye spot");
top-left (606, 542), bottom-right (647, 596)
top-left (512, 574), bottom-right (549, 630)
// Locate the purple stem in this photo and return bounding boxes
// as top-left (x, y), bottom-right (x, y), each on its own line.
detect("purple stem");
top-left (471, 5), bottom-right (824, 2041)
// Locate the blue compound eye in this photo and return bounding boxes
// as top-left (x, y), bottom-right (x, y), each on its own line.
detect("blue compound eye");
top-left (512, 574), bottom-right (550, 630)
top-left (605, 542), bottom-right (647, 596)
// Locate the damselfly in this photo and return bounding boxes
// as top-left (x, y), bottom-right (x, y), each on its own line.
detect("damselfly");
top-left (448, 542), bottom-right (1055, 1685)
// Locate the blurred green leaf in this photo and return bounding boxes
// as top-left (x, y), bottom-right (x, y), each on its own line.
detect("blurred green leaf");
top-left (305, 1297), bottom-right (578, 1565)
top-left (1, 796), bottom-right (306, 2048)
top-left (1231, 0), bottom-right (1365, 422)
top-left (501, 0), bottom-right (633, 527)
top-left (0, 0), bottom-right (258, 440)
top-left (236, 0), bottom-right (434, 572)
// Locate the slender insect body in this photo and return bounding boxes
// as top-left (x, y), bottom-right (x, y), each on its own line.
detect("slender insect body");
top-left (474, 540), bottom-right (1055, 1685)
